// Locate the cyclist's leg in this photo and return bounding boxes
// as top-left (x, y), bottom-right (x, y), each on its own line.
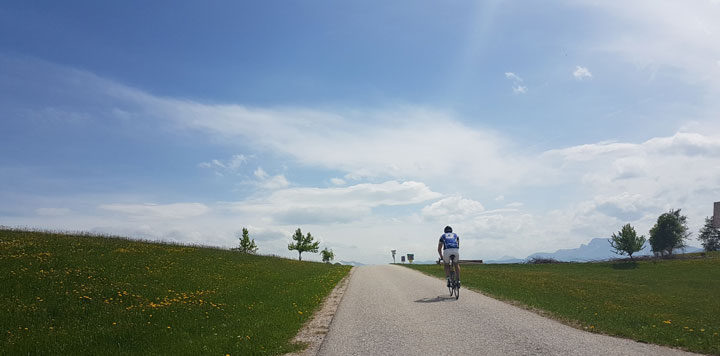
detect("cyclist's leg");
top-left (444, 248), bottom-right (459, 279)
top-left (442, 249), bottom-right (453, 287)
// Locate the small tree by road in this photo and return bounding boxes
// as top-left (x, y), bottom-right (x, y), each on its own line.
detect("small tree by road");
top-left (698, 217), bottom-right (720, 252)
top-left (233, 227), bottom-right (258, 254)
top-left (649, 209), bottom-right (690, 256)
top-left (321, 247), bottom-right (335, 263)
top-left (288, 228), bottom-right (320, 261)
top-left (609, 224), bottom-right (646, 261)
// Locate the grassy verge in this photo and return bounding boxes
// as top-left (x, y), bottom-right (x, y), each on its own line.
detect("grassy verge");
top-left (405, 254), bottom-right (720, 355)
top-left (1, 229), bottom-right (351, 355)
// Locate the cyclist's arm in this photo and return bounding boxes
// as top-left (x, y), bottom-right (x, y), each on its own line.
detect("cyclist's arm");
top-left (437, 241), bottom-right (443, 259)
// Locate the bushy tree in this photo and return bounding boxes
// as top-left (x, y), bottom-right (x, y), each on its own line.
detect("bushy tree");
top-left (288, 228), bottom-right (320, 261)
top-left (609, 224), bottom-right (646, 261)
top-left (698, 217), bottom-right (720, 252)
top-left (649, 209), bottom-right (690, 256)
top-left (321, 247), bottom-right (335, 263)
top-left (234, 227), bottom-right (258, 254)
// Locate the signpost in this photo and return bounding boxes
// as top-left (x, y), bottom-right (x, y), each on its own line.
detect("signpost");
top-left (401, 256), bottom-right (405, 263)
top-left (391, 249), bottom-right (396, 264)
top-left (407, 253), bottom-right (414, 264)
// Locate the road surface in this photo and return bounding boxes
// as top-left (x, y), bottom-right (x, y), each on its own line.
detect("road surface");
top-left (317, 265), bottom-right (697, 356)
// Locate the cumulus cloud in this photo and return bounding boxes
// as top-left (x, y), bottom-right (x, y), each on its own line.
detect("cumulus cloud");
top-left (249, 167), bottom-right (290, 190)
top-left (505, 72), bottom-right (527, 94)
top-left (591, 192), bottom-right (655, 221)
top-left (573, 66), bottom-right (593, 80)
top-left (228, 180), bottom-right (441, 225)
top-left (4, 58), bottom-right (718, 263)
top-left (98, 203), bottom-right (209, 219)
top-left (422, 196), bottom-right (485, 221)
top-left (504, 72), bottom-right (523, 82)
top-left (254, 167), bottom-right (268, 179)
top-left (257, 174), bottom-right (290, 190)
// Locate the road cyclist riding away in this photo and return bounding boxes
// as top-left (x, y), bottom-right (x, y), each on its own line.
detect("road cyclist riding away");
top-left (438, 225), bottom-right (460, 290)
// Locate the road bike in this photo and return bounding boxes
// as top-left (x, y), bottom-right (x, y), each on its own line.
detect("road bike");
top-left (446, 254), bottom-right (460, 299)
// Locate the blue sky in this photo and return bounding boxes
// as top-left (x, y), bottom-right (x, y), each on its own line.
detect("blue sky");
top-left (2, 1), bottom-right (719, 264)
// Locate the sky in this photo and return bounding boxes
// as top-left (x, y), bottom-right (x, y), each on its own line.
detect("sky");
top-left (1, 0), bottom-right (719, 264)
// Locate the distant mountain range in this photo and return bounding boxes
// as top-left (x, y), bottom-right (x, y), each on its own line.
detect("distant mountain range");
top-left (485, 238), bottom-right (703, 264)
top-left (339, 260), bottom-right (365, 266)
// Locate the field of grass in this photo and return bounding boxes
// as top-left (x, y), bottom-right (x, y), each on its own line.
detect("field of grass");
top-left (405, 254), bottom-right (720, 355)
top-left (1, 228), bottom-right (351, 355)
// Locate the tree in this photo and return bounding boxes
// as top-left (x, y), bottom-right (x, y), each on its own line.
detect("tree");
top-left (234, 227), bottom-right (258, 254)
top-left (698, 217), bottom-right (720, 252)
top-left (649, 209), bottom-right (690, 256)
top-left (609, 224), bottom-right (646, 261)
top-left (287, 228), bottom-right (320, 261)
top-left (321, 247), bottom-right (335, 263)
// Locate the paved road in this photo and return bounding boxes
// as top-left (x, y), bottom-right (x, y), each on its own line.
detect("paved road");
top-left (317, 265), bottom-right (697, 356)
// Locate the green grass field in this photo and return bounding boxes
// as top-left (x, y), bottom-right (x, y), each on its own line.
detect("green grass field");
top-left (1, 228), bottom-right (351, 355)
top-left (405, 255), bottom-right (720, 355)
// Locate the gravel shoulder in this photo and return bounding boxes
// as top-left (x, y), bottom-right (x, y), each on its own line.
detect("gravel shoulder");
top-left (316, 265), bottom-right (700, 356)
top-left (285, 267), bottom-right (356, 356)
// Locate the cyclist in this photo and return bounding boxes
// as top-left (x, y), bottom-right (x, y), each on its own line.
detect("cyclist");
top-left (438, 225), bottom-right (460, 288)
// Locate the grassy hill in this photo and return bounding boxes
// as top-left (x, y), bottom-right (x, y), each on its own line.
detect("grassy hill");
top-left (0, 228), bottom-right (351, 355)
top-left (406, 254), bottom-right (720, 355)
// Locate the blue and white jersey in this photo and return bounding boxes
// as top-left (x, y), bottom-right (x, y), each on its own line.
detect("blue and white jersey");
top-left (439, 233), bottom-right (459, 249)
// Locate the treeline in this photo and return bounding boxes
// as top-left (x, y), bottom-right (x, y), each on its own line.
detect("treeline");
top-left (609, 209), bottom-right (720, 261)
top-left (232, 227), bottom-right (336, 263)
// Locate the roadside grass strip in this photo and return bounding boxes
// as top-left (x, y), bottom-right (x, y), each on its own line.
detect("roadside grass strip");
top-left (1, 229), bottom-right (351, 355)
top-left (405, 254), bottom-right (720, 355)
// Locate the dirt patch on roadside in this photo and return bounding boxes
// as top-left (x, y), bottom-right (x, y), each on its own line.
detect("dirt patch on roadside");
top-left (284, 267), bottom-right (356, 356)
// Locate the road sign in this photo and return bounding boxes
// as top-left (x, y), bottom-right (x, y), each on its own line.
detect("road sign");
top-left (407, 254), bottom-right (414, 264)
top-left (401, 256), bottom-right (405, 263)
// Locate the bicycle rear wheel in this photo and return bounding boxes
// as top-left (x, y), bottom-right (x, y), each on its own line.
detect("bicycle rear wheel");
top-left (448, 270), bottom-right (455, 296)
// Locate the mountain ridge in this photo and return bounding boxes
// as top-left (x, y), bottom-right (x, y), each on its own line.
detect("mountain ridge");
top-left (485, 238), bottom-right (703, 264)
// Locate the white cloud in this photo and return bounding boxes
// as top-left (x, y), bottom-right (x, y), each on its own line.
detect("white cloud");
top-left (330, 178), bottom-right (346, 186)
top-left (254, 167), bottom-right (268, 179)
top-left (250, 167), bottom-right (290, 190)
top-left (258, 174), bottom-right (290, 190)
top-left (573, 66), bottom-right (593, 80)
top-left (422, 196), bottom-right (485, 221)
top-left (98, 203), bottom-right (209, 220)
top-left (198, 154), bottom-right (248, 173)
top-left (5, 59), bottom-right (718, 264)
top-left (504, 72), bottom-right (523, 81)
top-left (505, 72), bottom-right (527, 94)
top-left (574, 1), bottom-right (720, 89)
top-left (228, 180), bottom-right (441, 225)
